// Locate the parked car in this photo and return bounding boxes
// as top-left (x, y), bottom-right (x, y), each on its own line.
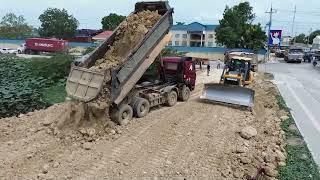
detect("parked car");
top-left (0, 48), bottom-right (18, 54)
top-left (284, 47), bottom-right (304, 63)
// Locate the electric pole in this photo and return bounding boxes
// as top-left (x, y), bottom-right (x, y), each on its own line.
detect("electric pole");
top-left (265, 5), bottom-right (277, 62)
top-left (292, 5), bottom-right (296, 44)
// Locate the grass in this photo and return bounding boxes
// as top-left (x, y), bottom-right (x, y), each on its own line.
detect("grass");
top-left (41, 82), bottom-right (67, 105)
top-left (276, 95), bottom-right (320, 180)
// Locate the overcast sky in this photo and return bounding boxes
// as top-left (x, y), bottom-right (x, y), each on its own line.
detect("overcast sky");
top-left (1, 0), bottom-right (320, 36)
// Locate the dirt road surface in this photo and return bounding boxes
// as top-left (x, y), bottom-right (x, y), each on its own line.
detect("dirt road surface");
top-left (0, 70), bottom-right (286, 179)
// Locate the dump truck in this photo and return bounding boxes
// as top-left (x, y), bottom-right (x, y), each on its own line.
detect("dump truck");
top-left (200, 50), bottom-right (255, 108)
top-left (66, 1), bottom-right (196, 125)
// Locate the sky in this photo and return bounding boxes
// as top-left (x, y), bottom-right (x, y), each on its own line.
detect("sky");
top-left (1, 0), bottom-right (320, 36)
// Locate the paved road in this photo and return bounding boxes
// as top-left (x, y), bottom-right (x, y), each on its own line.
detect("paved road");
top-left (261, 60), bottom-right (320, 165)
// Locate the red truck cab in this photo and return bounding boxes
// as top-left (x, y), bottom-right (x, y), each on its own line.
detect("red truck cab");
top-left (160, 57), bottom-right (196, 90)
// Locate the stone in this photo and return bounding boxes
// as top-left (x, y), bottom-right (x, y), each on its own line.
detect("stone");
top-left (280, 116), bottom-right (289, 121)
top-left (235, 146), bottom-right (248, 153)
top-left (264, 153), bottom-right (276, 163)
top-left (233, 168), bottom-right (244, 178)
top-left (240, 126), bottom-right (257, 140)
top-left (82, 142), bottom-right (93, 150)
top-left (26, 153), bottom-right (33, 159)
top-left (275, 150), bottom-right (286, 162)
top-left (7, 141), bottom-right (14, 146)
top-left (265, 164), bottom-right (278, 177)
top-left (18, 114), bottom-right (25, 118)
top-left (42, 119), bottom-right (53, 126)
top-left (42, 164), bottom-right (49, 174)
top-left (278, 161), bottom-right (286, 167)
top-left (123, 162), bottom-right (129, 166)
top-left (86, 128), bottom-right (96, 137)
top-left (115, 129), bottom-right (122, 134)
top-left (109, 129), bottom-right (116, 135)
top-left (239, 156), bottom-right (251, 164)
top-left (53, 162), bottom-right (60, 168)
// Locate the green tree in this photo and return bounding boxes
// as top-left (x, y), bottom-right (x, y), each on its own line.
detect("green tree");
top-left (295, 33), bottom-right (307, 44)
top-left (309, 30), bottom-right (320, 44)
top-left (39, 8), bottom-right (79, 39)
top-left (101, 13), bottom-right (126, 30)
top-left (215, 2), bottom-right (266, 51)
top-left (0, 13), bottom-right (33, 39)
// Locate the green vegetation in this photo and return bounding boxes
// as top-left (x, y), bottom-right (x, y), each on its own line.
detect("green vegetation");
top-left (101, 13), bottom-right (126, 30)
top-left (215, 2), bottom-right (267, 51)
top-left (0, 54), bottom-right (73, 118)
top-left (276, 95), bottom-right (320, 180)
top-left (0, 13), bottom-right (33, 39)
top-left (39, 8), bottom-right (79, 39)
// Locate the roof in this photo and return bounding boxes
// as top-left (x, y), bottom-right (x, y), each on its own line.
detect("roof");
top-left (171, 22), bottom-right (219, 31)
top-left (92, 31), bottom-right (113, 41)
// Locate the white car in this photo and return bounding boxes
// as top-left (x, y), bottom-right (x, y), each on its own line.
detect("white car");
top-left (0, 48), bottom-right (18, 54)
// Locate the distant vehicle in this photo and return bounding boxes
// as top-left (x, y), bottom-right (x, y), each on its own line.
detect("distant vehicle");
top-left (21, 38), bottom-right (68, 54)
top-left (0, 48), bottom-right (18, 54)
top-left (284, 47), bottom-right (304, 63)
top-left (275, 49), bottom-right (285, 58)
top-left (17, 43), bottom-right (26, 54)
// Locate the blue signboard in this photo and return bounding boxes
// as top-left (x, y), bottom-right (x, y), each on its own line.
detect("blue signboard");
top-left (268, 30), bottom-right (282, 46)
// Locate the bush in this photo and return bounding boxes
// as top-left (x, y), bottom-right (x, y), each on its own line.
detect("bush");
top-left (0, 54), bottom-right (74, 118)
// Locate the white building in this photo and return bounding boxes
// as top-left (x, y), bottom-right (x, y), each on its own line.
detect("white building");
top-left (168, 22), bottom-right (219, 47)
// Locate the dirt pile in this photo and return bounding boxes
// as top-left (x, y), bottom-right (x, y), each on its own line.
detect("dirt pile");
top-left (218, 73), bottom-right (287, 179)
top-left (92, 10), bottom-right (161, 71)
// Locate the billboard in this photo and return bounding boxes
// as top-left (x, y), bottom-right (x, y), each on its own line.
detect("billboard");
top-left (268, 30), bottom-right (282, 46)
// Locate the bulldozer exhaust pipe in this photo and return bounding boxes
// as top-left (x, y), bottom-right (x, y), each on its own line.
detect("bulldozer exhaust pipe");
top-left (200, 83), bottom-right (255, 107)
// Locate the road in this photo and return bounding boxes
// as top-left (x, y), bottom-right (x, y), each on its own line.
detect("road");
top-left (261, 60), bottom-right (320, 165)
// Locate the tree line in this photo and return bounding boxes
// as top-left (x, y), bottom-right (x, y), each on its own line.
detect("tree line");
top-left (0, 9), bottom-right (125, 39)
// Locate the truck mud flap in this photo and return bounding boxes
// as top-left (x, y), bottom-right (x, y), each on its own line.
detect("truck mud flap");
top-left (66, 67), bottom-right (105, 102)
top-left (200, 83), bottom-right (255, 107)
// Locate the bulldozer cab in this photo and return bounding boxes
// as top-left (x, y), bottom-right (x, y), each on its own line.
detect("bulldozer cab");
top-left (223, 56), bottom-right (252, 85)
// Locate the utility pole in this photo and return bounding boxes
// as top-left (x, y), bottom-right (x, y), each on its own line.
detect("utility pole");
top-left (308, 28), bottom-right (313, 45)
top-left (292, 5), bottom-right (296, 44)
top-left (265, 5), bottom-right (277, 63)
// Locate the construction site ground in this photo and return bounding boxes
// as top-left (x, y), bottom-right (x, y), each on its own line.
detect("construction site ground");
top-left (0, 68), bottom-right (287, 179)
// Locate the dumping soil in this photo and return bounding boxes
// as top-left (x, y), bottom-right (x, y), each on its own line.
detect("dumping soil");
top-left (50, 10), bottom-right (161, 139)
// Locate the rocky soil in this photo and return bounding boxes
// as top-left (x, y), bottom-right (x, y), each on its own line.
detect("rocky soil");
top-left (0, 71), bottom-right (287, 179)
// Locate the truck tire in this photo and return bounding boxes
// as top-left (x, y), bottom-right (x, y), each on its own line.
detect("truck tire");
top-left (166, 90), bottom-right (177, 107)
top-left (133, 97), bottom-right (150, 118)
top-left (111, 104), bottom-right (133, 126)
top-left (179, 86), bottom-right (190, 102)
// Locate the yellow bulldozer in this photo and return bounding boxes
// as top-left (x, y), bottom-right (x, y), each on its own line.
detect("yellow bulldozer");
top-left (201, 51), bottom-right (257, 107)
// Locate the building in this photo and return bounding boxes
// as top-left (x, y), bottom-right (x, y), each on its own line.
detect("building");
top-left (92, 31), bottom-right (113, 41)
top-left (168, 22), bottom-right (219, 47)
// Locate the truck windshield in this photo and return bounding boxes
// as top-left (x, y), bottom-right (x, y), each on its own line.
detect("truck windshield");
top-left (164, 62), bottom-right (178, 70)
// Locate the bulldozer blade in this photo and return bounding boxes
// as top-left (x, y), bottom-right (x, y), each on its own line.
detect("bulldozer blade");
top-left (200, 83), bottom-right (255, 107)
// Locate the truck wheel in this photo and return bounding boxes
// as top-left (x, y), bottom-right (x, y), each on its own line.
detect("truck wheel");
top-left (111, 104), bottom-right (133, 126)
top-left (133, 98), bottom-right (150, 118)
top-left (179, 86), bottom-right (190, 101)
top-left (166, 90), bottom-right (177, 107)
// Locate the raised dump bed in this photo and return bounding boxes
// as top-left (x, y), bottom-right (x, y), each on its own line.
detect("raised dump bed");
top-left (66, 1), bottom-right (174, 124)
